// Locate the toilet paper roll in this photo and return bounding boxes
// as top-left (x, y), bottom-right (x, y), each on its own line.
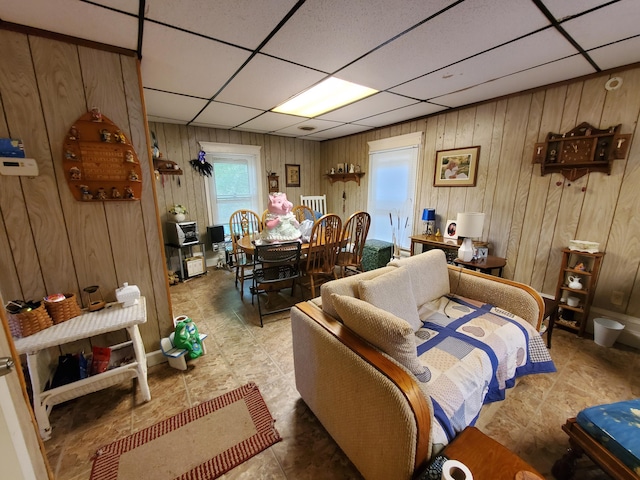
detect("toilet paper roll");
top-left (441, 459), bottom-right (473, 480)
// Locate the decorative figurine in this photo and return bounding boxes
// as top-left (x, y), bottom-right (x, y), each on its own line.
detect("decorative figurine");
top-left (111, 187), bottom-right (121, 199)
top-left (69, 166), bottom-right (81, 180)
top-left (330, 168), bottom-right (335, 174)
top-left (69, 125), bottom-right (79, 140)
top-left (90, 107), bottom-right (102, 122)
top-left (95, 187), bottom-right (107, 200)
top-left (123, 185), bottom-right (135, 199)
top-left (260, 192), bottom-right (301, 243)
top-left (128, 170), bottom-right (139, 181)
top-left (355, 164), bottom-right (361, 173)
top-left (349, 163), bottom-right (355, 173)
top-left (100, 129), bottom-right (111, 142)
top-left (78, 185), bottom-right (92, 201)
top-left (114, 130), bottom-right (126, 143)
top-left (65, 150), bottom-right (77, 160)
top-left (125, 150), bottom-right (135, 163)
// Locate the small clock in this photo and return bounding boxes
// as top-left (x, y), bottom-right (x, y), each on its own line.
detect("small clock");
top-left (561, 138), bottom-right (592, 164)
top-left (268, 175), bottom-right (279, 193)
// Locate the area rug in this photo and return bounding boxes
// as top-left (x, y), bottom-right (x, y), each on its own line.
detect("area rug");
top-left (90, 382), bottom-right (281, 480)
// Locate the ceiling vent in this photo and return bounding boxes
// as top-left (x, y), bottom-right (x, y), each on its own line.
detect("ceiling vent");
top-left (298, 126), bottom-right (316, 131)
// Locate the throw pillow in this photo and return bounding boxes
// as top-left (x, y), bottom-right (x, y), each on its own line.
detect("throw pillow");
top-left (388, 249), bottom-right (450, 308)
top-left (358, 266), bottom-right (422, 331)
top-left (331, 294), bottom-right (430, 383)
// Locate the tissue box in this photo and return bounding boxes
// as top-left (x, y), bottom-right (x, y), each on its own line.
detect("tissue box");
top-left (115, 282), bottom-right (140, 307)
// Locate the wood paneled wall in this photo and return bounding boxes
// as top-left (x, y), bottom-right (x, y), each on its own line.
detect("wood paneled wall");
top-left (148, 123), bottom-right (322, 246)
top-left (321, 66), bottom-right (640, 318)
top-left (0, 30), bottom-right (170, 351)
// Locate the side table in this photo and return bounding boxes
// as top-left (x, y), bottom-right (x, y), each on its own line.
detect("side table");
top-left (419, 427), bottom-right (543, 480)
top-left (453, 255), bottom-right (506, 277)
top-left (543, 297), bottom-right (560, 348)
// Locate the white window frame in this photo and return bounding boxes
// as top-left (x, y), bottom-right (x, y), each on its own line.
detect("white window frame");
top-left (367, 132), bottom-right (422, 250)
top-left (199, 142), bottom-right (264, 229)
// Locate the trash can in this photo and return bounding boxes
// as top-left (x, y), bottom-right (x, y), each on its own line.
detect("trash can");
top-left (593, 318), bottom-right (624, 347)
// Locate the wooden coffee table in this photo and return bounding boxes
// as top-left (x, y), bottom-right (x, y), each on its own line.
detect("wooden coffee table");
top-left (420, 427), bottom-right (543, 480)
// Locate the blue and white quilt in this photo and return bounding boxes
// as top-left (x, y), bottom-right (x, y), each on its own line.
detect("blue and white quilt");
top-left (414, 294), bottom-right (556, 446)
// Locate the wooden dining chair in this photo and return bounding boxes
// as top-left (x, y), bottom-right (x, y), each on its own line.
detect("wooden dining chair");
top-left (292, 204), bottom-right (315, 223)
top-left (229, 209), bottom-right (262, 299)
top-left (336, 211), bottom-right (371, 277)
top-left (303, 213), bottom-right (342, 298)
top-left (251, 241), bottom-right (302, 327)
top-left (261, 208), bottom-right (269, 226)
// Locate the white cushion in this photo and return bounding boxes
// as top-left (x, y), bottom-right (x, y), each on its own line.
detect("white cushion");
top-left (331, 294), bottom-right (429, 382)
top-left (388, 250), bottom-right (450, 308)
top-left (358, 266), bottom-right (422, 332)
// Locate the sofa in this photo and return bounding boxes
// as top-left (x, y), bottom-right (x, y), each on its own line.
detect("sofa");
top-left (291, 249), bottom-right (555, 480)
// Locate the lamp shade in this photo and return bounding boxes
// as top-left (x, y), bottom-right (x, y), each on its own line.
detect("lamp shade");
top-left (422, 208), bottom-right (435, 221)
top-left (456, 212), bottom-right (484, 238)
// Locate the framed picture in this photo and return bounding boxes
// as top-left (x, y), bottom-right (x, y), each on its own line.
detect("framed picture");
top-left (444, 219), bottom-right (458, 240)
top-left (434, 146), bottom-right (480, 187)
top-left (285, 164), bottom-right (300, 187)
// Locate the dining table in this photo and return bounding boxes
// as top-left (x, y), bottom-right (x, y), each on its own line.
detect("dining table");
top-left (237, 235), bottom-right (311, 255)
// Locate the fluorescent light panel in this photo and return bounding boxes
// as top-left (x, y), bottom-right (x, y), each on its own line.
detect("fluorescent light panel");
top-left (273, 77), bottom-right (377, 117)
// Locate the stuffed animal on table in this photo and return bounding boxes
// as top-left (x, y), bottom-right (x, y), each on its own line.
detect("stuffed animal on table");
top-left (260, 192), bottom-right (301, 243)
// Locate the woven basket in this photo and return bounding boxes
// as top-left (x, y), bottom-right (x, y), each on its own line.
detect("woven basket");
top-left (7, 304), bottom-right (53, 338)
top-left (44, 293), bottom-right (82, 325)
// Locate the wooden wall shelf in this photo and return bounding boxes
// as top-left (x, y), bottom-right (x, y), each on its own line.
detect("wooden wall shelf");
top-left (532, 122), bottom-right (631, 181)
top-left (325, 172), bottom-right (365, 185)
top-left (154, 158), bottom-right (182, 175)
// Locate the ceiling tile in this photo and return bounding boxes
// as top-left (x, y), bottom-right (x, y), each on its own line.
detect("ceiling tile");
top-left (141, 22), bottom-right (251, 98)
top-left (317, 92), bottom-right (418, 122)
top-left (542, 0), bottom-right (621, 20)
top-left (561, 0), bottom-right (640, 50)
top-left (214, 54), bottom-right (326, 110)
top-left (143, 89), bottom-right (209, 122)
top-left (391, 28), bottom-right (578, 100)
top-left (144, 0), bottom-right (297, 50)
top-left (237, 111), bottom-right (308, 132)
top-left (261, 0), bottom-right (454, 72)
top-left (91, 0), bottom-right (138, 15)
top-left (193, 101), bottom-right (263, 128)
top-left (433, 56), bottom-right (594, 108)
top-left (588, 36), bottom-right (640, 71)
top-left (147, 115), bottom-right (185, 125)
top-left (357, 102), bottom-right (447, 128)
top-left (337, 0), bottom-right (550, 91)
top-left (304, 123), bottom-right (374, 140)
top-left (273, 118), bottom-right (343, 137)
top-left (0, 0), bottom-right (138, 50)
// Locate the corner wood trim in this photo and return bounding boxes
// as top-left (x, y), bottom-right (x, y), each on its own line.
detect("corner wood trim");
top-left (447, 265), bottom-right (545, 331)
top-left (295, 301), bottom-right (432, 474)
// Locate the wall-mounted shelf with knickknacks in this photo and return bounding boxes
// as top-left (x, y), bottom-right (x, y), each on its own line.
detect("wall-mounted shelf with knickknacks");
top-left (532, 122), bottom-right (631, 182)
top-left (325, 172), bottom-right (365, 185)
top-left (153, 157), bottom-right (183, 175)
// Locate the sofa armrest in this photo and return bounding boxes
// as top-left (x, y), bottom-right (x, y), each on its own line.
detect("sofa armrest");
top-left (447, 265), bottom-right (544, 330)
top-left (292, 301), bottom-right (432, 479)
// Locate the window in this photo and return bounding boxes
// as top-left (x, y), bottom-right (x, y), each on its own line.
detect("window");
top-left (200, 143), bottom-right (263, 232)
top-left (367, 132), bottom-right (422, 250)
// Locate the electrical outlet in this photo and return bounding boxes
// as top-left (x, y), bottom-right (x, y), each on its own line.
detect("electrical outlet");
top-left (611, 291), bottom-right (624, 306)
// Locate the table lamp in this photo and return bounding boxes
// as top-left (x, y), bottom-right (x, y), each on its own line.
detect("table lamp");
top-left (456, 212), bottom-right (485, 262)
top-left (422, 208), bottom-right (436, 235)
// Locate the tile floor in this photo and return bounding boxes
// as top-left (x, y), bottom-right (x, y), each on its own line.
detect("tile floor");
top-left (42, 268), bottom-right (639, 479)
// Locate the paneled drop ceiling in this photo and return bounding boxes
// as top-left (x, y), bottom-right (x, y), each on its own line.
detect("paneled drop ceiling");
top-left (1, 0), bottom-right (639, 140)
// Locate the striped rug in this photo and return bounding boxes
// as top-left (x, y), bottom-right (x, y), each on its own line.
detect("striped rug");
top-left (90, 383), bottom-right (281, 480)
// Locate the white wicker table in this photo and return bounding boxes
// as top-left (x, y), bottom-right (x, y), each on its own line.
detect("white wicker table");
top-left (14, 297), bottom-right (151, 440)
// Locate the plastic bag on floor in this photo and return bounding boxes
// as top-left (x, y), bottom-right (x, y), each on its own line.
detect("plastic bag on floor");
top-left (173, 318), bottom-right (203, 359)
